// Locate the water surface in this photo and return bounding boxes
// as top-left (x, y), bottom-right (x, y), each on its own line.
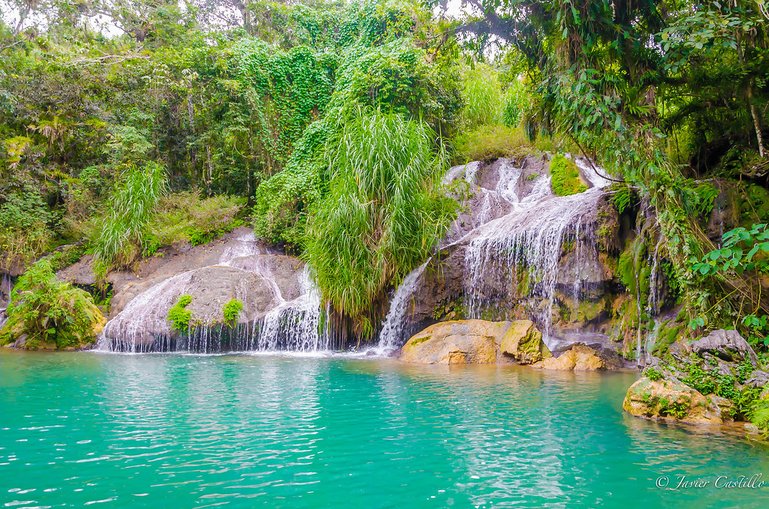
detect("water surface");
top-left (1, 352), bottom-right (767, 508)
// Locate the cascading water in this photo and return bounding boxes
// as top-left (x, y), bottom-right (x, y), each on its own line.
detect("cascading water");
top-left (463, 157), bottom-right (609, 342)
top-left (374, 156), bottom-right (611, 353)
top-left (247, 267), bottom-right (329, 352)
top-left (98, 232), bottom-right (328, 354)
top-left (375, 261), bottom-right (429, 354)
top-left (0, 273), bottom-right (11, 328)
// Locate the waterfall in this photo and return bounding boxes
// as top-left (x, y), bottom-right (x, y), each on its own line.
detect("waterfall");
top-left (463, 157), bottom-right (608, 341)
top-left (375, 261), bottom-right (429, 354)
top-left (0, 273), bottom-right (11, 329)
top-left (98, 232), bottom-right (329, 354)
top-left (249, 267), bottom-right (329, 352)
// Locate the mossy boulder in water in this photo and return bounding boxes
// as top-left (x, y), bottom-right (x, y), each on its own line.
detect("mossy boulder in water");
top-left (499, 320), bottom-right (551, 364)
top-left (623, 377), bottom-right (733, 425)
top-left (400, 319), bottom-right (550, 365)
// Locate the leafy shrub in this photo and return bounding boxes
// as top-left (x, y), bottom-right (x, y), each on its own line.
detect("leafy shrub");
top-left (681, 181), bottom-right (719, 218)
top-left (304, 109), bottom-right (457, 336)
top-left (147, 192), bottom-right (245, 248)
top-left (167, 294), bottom-right (193, 334)
top-left (550, 154), bottom-right (587, 196)
top-left (749, 398), bottom-right (769, 438)
top-left (0, 260), bottom-right (104, 349)
top-left (452, 125), bottom-right (533, 164)
top-left (0, 191), bottom-right (53, 272)
top-left (643, 366), bottom-right (664, 381)
top-left (92, 162), bottom-right (167, 275)
top-left (223, 299), bottom-right (244, 327)
top-left (253, 147), bottom-right (326, 249)
top-left (612, 185), bottom-right (635, 214)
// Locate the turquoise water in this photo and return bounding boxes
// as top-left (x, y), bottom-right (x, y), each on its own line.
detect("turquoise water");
top-left (1, 352), bottom-right (768, 508)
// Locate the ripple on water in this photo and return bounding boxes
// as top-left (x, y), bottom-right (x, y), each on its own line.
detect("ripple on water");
top-left (0, 353), bottom-right (768, 508)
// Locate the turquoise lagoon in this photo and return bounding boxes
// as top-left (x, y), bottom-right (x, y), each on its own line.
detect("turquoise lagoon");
top-left (1, 352), bottom-right (768, 508)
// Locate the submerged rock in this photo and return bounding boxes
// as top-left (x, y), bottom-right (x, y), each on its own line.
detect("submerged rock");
top-left (400, 319), bottom-right (551, 365)
top-left (538, 343), bottom-right (606, 371)
top-left (623, 377), bottom-right (732, 425)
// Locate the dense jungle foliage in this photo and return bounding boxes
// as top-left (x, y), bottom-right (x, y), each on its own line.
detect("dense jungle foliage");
top-left (0, 0), bottom-right (768, 353)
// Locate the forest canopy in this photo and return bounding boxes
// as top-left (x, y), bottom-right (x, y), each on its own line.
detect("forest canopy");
top-left (1, 0), bottom-right (768, 338)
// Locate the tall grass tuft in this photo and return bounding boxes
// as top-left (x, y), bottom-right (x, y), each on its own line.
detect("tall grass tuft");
top-left (92, 162), bottom-right (167, 276)
top-left (460, 64), bottom-right (506, 129)
top-left (304, 109), bottom-right (457, 338)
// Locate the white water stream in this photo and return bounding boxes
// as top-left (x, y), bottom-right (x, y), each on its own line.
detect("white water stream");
top-left (99, 233), bottom-right (328, 353)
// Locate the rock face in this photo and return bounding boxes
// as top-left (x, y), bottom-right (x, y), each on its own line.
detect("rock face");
top-left (94, 228), bottom-right (320, 352)
top-left (539, 343), bottom-right (606, 371)
top-left (623, 377), bottom-right (733, 425)
top-left (400, 319), bottom-right (550, 365)
top-left (690, 329), bottom-right (759, 366)
top-left (379, 155), bottom-right (631, 357)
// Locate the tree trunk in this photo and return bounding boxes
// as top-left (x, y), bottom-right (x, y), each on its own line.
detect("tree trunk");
top-left (748, 81), bottom-right (766, 158)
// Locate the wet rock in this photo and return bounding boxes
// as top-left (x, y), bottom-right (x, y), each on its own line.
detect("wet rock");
top-left (101, 266), bottom-right (282, 350)
top-left (623, 377), bottom-right (731, 425)
top-left (499, 320), bottom-right (551, 364)
top-left (400, 319), bottom-right (550, 365)
top-left (690, 329), bottom-right (759, 366)
top-left (400, 320), bottom-right (503, 364)
top-left (538, 343), bottom-right (606, 371)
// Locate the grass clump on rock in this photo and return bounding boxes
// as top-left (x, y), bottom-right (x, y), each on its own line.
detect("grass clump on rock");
top-left (304, 109), bottom-right (457, 338)
top-left (92, 162), bottom-right (167, 275)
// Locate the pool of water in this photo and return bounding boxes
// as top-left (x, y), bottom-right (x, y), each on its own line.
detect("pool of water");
top-left (1, 351), bottom-right (768, 508)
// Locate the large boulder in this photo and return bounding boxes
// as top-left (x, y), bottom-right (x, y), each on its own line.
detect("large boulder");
top-left (690, 329), bottom-right (759, 366)
top-left (400, 320), bottom-right (504, 364)
top-left (400, 319), bottom-right (550, 365)
top-left (390, 156), bottom-right (625, 356)
top-left (539, 343), bottom-right (606, 371)
top-left (94, 228), bottom-right (310, 351)
top-left (623, 377), bottom-right (733, 425)
top-left (100, 266), bottom-right (281, 350)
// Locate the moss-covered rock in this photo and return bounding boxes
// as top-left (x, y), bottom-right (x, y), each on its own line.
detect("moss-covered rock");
top-left (499, 320), bottom-right (551, 364)
top-left (549, 154), bottom-right (588, 196)
top-left (623, 376), bottom-right (732, 424)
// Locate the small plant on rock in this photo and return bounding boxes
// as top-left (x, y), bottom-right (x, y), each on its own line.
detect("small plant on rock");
top-left (223, 299), bottom-right (244, 328)
top-left (643, 366), bottom-right (664, 382)
top-left (167, 294), bottom-right (193, 334)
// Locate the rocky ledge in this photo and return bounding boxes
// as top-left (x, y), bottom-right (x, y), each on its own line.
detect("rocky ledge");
top-left (399, 318), bottom-right (614, 371)
top-left (623, 329), bottom-right (769, 433)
